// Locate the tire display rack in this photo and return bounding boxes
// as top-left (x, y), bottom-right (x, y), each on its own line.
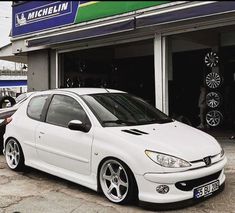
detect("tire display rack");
top-left (204, 51), bottom-right (223, 127)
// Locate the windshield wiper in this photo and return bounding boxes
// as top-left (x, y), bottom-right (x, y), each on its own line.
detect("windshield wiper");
top-left (148, 118), bottom-right (173, 124)
top-left (102, 119), bottom-right (136, 125)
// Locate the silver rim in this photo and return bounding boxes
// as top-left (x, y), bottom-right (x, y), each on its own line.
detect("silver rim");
top-left (206, 72), bottom-right (221, 89)
top-left (100, 160), bottom-right (129, 203)
top-left (206, 110), bottom-right (223, 127)
top-left (5, 139), bottom-right (20, 169)
top-left (206, 92), bottom-right (221, 108)
top-left (205, 52), bottom-right (219, 67)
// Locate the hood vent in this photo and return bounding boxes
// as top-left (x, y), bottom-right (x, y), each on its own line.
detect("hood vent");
top-left (131, 129), bottom-right (148, 134)
top-left (122, 129), bottom-right (149, 136)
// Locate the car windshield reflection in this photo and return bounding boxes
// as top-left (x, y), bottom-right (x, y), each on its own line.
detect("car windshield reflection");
top-left (82, 93), bottom-right (173, 127)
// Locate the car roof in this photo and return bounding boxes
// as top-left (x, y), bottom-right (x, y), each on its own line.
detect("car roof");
top-left (33, 88), bottom-right (125, 96)
top-left (59, 88), bottom-right (125, 95)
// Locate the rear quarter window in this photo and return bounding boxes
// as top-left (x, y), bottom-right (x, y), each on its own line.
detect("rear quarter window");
top-left (27, 95), bottom-right (48, 121)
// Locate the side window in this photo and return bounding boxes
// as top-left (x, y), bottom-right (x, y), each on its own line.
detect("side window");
top-left (27, 95), bottom-right (48, 120)
top-left (46, 95), bottom-right (90, 127)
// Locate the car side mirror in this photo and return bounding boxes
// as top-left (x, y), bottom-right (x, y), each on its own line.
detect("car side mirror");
top-left (68, 120), bottom-right (90, 132)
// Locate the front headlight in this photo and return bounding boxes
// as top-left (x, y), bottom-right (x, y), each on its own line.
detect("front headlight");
top-left (145, 150), bottom-right (191, 168)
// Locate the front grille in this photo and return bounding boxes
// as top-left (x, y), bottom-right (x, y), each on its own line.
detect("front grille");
top-left (175, 170), bottom-right (221, 191)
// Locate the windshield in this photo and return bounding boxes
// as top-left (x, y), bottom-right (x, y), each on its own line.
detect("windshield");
top-left (15, 93), bottom-right (27, 103)
top-left (82, 93), bottom-right (173, 127)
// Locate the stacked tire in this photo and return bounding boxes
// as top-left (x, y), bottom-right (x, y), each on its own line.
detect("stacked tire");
top-left (204, 52), bottom-right (223, 127)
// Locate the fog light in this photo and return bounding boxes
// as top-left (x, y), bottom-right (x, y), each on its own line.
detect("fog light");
top-left (156, 185), bottom-right (169, 194)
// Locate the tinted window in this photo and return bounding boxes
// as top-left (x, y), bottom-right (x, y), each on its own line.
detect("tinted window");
top-left (46, 95), bottom-right (89, 127)
top-left (27, 95), bottom-right (48, 120)
top-left (82, 93), bottom-right (172, 127)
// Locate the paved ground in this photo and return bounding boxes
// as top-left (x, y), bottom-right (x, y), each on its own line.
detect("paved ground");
top-left (0, 139), bottom-right (235, 213)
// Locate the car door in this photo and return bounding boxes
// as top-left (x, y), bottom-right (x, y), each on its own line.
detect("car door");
top-left (16, 94), bottom-right (49, 162)
top-left (35, 93), bottom-right (93, 175)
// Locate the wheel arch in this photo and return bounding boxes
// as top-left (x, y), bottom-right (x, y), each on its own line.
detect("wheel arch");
top-left (4, 136), bottom-right (25, 171)
top-left (4, 137), bottom-right (23, 155)
top-left (96, 156), bottom-right (139, 195)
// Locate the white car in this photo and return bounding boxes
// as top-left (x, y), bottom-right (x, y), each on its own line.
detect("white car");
top-left (3, 88), bottom-right (226, 208)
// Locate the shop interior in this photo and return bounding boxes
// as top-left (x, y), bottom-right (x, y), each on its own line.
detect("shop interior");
top-left (59, 39), bottom-right (155, 105)
top-left (168, 26), bottom-right (235, 135)
top-left (59, 26), bottom-right (235, 136)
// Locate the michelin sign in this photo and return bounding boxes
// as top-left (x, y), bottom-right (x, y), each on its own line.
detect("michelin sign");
top-left (13, 1), bottom-right (79, 37)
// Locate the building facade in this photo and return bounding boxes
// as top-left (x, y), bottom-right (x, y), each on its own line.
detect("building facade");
top-left (8, 1), bottom-right (235, 129)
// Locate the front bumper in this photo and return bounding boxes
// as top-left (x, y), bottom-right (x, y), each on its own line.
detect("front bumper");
top-left (135, 157), bottom-right (227, 204)
top-left (139, 182), bottom-right (225, 211)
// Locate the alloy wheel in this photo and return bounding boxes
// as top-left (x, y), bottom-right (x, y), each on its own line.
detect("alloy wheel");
top-left (5, 139), bottom-right (21, 169)
top-left (100, 159), bottom-right (129, 203)
top-left (206, 110), bottom-right (223, 127)
top-left (206, 72), bottom-right (221, 89)
top-left (204, 52), bottom-right (219, 67)
top-left (206, 92), bottom-right (221, 108)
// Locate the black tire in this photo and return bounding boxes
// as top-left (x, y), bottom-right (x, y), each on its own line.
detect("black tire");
top-left (0, 96), bottom-right (16, 109)
top-left (99, 158), bottom-right (138, 204)
top-left (0, 125), bottom-right (5, 155)
top-left (5, 138), bottom-right (25, 171)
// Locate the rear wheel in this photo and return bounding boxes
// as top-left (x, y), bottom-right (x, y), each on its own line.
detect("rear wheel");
top-left (99, 159), bottom-right (137, 204)
top-left (5, 138), bottom-right (25, 171)
top-left (0, 126), bottom-right (6, 155)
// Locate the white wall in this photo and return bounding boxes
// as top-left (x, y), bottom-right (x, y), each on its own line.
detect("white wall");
top-left (27, 50), bottom-right (49, 91)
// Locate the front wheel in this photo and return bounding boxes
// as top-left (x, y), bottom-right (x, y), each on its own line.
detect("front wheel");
top-left (5, 138), bottom-right (25, 171)
top-left (99, 159), bottom-right (137, 204)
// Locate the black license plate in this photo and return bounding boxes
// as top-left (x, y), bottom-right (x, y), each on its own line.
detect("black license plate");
top-left (194, 180), bottom-right (219, 199)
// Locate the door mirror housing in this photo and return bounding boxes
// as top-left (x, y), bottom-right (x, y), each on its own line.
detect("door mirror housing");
top-left (68, 120), bottom-right (90, 132)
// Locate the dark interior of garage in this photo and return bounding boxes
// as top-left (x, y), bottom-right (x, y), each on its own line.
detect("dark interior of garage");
top-left (169, 27), bottom-right (235, 136)
top-left (59, 40), bottom-right (155, 106)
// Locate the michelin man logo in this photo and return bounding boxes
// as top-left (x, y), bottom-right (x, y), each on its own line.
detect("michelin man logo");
top-left (16, 13), bottom-right (27, 26)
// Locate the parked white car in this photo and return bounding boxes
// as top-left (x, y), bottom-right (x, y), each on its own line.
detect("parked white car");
top-left (3, 88), bottom-right (226, 208)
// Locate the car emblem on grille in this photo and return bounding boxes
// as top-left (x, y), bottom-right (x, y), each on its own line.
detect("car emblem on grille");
top-left (203, 156), bottom-right (211, 166)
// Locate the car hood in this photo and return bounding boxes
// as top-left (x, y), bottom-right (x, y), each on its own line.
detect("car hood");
top-left (107, 121), bottom-right (221, 162)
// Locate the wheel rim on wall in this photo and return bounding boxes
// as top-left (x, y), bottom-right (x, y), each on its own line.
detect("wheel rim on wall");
top-left (204, 52), bottom-right (219, 68)
top-left (206, 110), bottom-right (223, 127)
top-left (206, 72), bottom-right (221, 89)
top-left (206, 92), bottom-right (221, 108)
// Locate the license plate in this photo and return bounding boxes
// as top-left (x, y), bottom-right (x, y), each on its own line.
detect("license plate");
top-left (194, 180), bottom-right (219, 199)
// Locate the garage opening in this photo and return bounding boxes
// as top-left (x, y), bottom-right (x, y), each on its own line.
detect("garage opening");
top-left (168, 26), bottom-right (235, 135)
top-left (59, 39), bottom-right (155, 105)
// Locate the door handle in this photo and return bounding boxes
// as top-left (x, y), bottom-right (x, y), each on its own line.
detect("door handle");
top-left (38, 131), bottom-right (45, 139)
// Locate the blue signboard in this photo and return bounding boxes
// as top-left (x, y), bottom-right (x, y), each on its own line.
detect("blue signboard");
top-left (12, 1), bottom-right (79, 38)
top-left (0, 80), bottom-right (27, 88)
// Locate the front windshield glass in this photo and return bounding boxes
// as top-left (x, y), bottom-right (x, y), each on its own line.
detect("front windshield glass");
top-left (82, 93), bottom-right (173, 127)
top-left (15, 93), bottom-right (27, 103)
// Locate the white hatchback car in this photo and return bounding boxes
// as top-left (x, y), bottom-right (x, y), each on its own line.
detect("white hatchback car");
top-left (3, 88), bottom-right (226, 208)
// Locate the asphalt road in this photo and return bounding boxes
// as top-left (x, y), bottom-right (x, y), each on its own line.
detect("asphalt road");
top-left (0, 139), bottom-right (235, 213)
